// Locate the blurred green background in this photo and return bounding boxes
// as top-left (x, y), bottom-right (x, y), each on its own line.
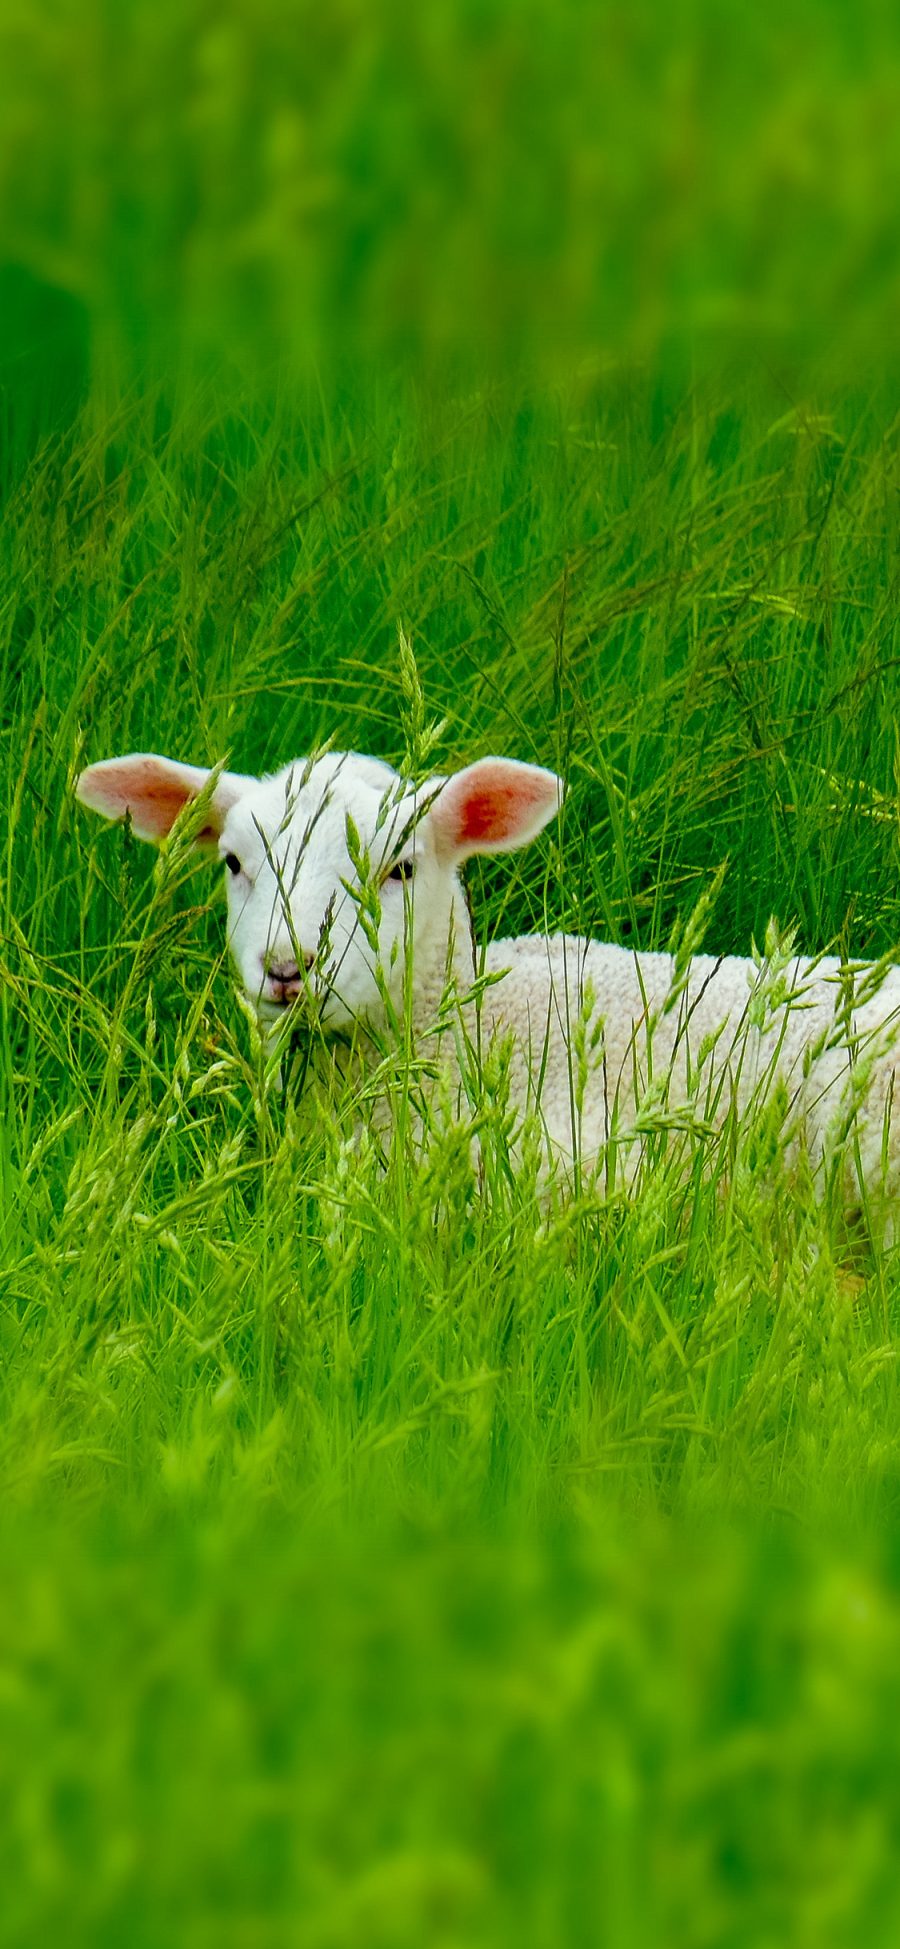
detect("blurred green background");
top-left (5, 3), bottom-right (900, 1944)
top-left (2, 0), bottom-right (900, 409)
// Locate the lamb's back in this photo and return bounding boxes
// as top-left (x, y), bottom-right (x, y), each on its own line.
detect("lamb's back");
top-left (477, 933), bottom-right (900, 1180)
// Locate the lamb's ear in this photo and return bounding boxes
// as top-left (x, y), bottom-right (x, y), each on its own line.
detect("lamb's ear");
top-left (76, 754), bottom-right (256, 846)
top-left (428, 758), bottom-right (564, 863)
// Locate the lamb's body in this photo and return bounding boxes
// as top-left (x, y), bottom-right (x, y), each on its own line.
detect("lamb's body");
top-left (472, 939), bottom-right (900, 1198)
top-left (75, 745), bottom-right (900, 1220)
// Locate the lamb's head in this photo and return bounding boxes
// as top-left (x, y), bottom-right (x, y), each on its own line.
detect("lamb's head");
top-left (76, 748), bottom-right (563, 1036)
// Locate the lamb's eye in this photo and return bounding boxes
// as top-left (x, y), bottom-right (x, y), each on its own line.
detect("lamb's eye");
top-left (224, 853), bottom-right (242, 877)
top-left (386, 858), bottom-right (414, 884)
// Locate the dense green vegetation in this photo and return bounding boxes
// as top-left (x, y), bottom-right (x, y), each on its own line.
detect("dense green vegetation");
top-left (2, 366), bottom-right (900, 1947)
top-left (4, 0), bottom-right (900, 1940)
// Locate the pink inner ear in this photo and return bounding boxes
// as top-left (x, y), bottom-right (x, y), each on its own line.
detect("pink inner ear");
top-left (127, 777), bottom-right (200, 841)
top-left (456, 781), bottom-right (536, 848)
top-left (77, 755), bottom-right (222, 845)
top-left (86, 767), bottom-right (197, 842)
top-left (435, 759), bottom-right (562, 858)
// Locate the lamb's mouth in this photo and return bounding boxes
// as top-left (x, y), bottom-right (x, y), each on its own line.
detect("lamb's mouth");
top-left (256, 990), bottom-right (318, 1024)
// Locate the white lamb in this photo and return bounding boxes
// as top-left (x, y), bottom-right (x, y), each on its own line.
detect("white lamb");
top-left (76, 747), bottom-right (900, 1222)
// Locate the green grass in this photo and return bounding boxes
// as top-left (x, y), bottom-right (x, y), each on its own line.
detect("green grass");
top-left (5, 1507), bottom-right (900, 1948)
top-left (3, 0), bottom-right (900, 387)
top-left (3, 367), bottom-right (900, 1941)
top-left (6, 0), bottom-right (900, 1930)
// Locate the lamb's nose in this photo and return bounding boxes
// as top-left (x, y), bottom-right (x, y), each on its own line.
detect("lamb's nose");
top-left (264, 949), bottom-right (314, 981)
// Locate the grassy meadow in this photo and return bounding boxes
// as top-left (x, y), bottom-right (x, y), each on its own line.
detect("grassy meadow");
top-left (4, 0), bottom-right (900, 1941)
top-left (2, 367), bottom-right (900, 1945)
